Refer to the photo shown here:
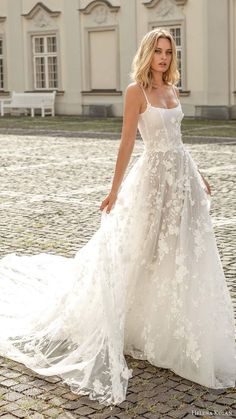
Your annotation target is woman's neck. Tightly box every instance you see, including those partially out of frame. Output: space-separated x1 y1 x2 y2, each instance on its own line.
151 71 165 88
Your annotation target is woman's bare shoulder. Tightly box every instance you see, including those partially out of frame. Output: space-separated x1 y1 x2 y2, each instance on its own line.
167 81 180 97
172 84 180 97
124 83 144 112
123 83 144 113
125 82 143 98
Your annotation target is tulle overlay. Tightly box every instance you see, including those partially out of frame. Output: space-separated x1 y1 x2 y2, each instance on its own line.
0 94 235 405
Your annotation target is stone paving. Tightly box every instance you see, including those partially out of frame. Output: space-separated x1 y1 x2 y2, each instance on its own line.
0 134 235 419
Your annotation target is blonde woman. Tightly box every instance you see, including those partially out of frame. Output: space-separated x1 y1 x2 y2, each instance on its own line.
0 28 235 407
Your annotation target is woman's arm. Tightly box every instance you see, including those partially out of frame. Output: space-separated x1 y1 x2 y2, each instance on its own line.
100 84 142 213
198 169 212 195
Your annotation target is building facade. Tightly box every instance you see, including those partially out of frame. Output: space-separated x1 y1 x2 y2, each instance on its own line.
0 0 235 119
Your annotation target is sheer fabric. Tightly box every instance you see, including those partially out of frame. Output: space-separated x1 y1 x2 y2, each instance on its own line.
0 87 235 405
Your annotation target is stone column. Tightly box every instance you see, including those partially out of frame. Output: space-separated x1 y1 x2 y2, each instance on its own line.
6 0 25 91
198 0 230 118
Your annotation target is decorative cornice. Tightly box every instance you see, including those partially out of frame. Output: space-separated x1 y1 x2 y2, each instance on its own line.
22 2 61 19
0 17 6 23
143 0 161 7
79 0 120 14
143 0 187 8
175 0 188 5
82 89 122 95
179 90 190 96
25 90 64 95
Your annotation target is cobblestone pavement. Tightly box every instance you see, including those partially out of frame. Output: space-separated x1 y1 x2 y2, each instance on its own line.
0 134 235 419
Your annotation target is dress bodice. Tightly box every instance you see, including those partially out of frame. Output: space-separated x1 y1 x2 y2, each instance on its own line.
138 87 185 153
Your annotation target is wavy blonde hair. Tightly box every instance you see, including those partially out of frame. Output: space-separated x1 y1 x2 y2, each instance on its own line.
131 28 180 88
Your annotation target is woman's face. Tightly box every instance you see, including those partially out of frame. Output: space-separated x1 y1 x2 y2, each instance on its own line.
150 37 172 74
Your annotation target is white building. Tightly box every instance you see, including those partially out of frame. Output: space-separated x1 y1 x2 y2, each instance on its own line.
0 0 235 119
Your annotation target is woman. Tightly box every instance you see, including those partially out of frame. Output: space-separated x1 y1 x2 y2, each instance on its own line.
100 31 211 213
0 28 235 406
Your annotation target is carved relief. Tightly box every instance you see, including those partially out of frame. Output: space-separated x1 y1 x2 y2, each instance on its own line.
93 5 108 24
34 11 52 28
79 1 120 27
79 1 120 15
175 0 188 5
157 1 174 17
22 3 61 20
22 3 60 30
144 0 185 21
143 0 188 7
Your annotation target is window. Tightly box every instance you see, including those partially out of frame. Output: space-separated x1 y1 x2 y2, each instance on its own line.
32 35 58 89
0 39 4 90
168 26 183 89
89 30 117 90
152 24 184 89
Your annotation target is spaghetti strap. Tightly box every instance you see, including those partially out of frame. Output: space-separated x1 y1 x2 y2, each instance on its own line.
172 84 180 103
139 85 150 105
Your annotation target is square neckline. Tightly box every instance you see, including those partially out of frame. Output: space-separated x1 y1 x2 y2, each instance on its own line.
139 101 181 116
139 84 180 114
148 102 180 111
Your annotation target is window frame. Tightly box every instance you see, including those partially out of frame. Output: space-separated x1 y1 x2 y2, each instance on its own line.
32 33 59 90
169 26 183 89
150 21 186 91
83 26 120 92
0 37 4 90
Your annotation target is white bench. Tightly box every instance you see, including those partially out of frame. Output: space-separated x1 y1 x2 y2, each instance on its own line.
0 91 56 117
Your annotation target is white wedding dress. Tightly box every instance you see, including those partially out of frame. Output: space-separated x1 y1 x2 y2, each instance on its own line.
0 86 235 406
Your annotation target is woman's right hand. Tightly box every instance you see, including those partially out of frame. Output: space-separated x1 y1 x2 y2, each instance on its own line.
200 173 212 196
99 191 118 214
203 176 212 196
198 170 212 196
